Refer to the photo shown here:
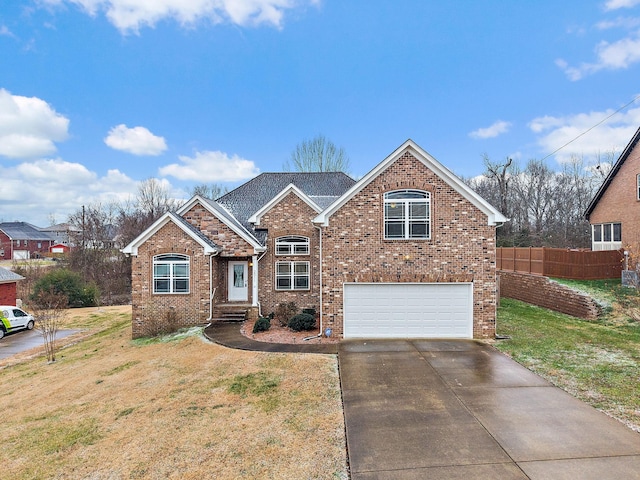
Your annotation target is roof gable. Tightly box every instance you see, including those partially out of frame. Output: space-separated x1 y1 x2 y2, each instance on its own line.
121 212 221 256
177 196 265 250
314 139 508 226
585 126 640 220
248 184 322 226
217 172 356 232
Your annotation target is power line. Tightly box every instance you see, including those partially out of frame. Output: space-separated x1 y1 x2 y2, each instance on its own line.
540 93 640 162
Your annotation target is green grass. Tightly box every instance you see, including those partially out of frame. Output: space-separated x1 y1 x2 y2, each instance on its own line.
496 296 640 429
551 277 640 314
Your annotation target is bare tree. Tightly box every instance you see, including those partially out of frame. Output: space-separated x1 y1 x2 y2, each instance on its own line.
189 183 229 200
466 154 608 248
284 134 350 173
482 155 513 217
32 288 68 363
136 178 179 219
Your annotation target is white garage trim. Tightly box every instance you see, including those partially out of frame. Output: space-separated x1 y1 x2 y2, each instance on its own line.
343 282 473 339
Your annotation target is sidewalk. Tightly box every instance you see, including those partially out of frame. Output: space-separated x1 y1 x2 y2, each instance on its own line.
203 321 338 354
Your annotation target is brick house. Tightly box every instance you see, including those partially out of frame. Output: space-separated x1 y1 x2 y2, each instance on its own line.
0 267 24 306
0 222 56 260
123 140 507 339
585 126 640 251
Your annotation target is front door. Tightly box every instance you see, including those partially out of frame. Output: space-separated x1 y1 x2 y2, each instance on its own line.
228 261 248 301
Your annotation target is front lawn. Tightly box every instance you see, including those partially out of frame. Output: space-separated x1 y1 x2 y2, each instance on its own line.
0 306 347 479
496 287 640 432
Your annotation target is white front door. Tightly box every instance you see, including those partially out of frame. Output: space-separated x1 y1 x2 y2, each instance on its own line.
228 261 248 301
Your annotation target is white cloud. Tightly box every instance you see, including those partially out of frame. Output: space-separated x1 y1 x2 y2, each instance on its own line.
44 0 319 34
0 158 140 226
159 150 260 181
596 16 640 30
605 0 640 11
529 104 640 162
469 120 512 139
0 25 16 37
0 89 69 159
104 124 167 156
557 32 640 80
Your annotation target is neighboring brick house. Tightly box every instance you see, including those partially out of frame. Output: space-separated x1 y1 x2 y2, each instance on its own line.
585 126 640 251
0 222 56 260
123 140 507 339
0 266 24 306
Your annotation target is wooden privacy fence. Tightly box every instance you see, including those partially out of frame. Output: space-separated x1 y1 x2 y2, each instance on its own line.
496 247 623 280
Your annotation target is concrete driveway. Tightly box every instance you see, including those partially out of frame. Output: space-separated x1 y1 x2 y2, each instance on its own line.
339 339 640 479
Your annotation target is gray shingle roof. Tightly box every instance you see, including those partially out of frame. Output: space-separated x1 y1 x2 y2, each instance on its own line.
216 172 356 238
0 266 24 283
0 222 56 241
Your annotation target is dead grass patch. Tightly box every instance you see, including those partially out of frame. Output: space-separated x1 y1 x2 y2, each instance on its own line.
1 307 347 479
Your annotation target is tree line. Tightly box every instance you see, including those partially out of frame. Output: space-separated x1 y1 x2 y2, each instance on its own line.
464 154 613 248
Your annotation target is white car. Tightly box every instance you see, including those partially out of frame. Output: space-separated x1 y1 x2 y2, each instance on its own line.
0 306 35 339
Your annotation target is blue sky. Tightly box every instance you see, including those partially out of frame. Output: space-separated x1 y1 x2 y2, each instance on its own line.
1 0 640 226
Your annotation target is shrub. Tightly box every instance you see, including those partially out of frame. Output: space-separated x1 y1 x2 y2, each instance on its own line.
288 313 316 332
302 307 316 316
275 302 298 327
253 317 271 333
31 269 98 308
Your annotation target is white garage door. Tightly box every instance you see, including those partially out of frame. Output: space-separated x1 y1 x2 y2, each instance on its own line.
343 283 473 339
13 250 29 260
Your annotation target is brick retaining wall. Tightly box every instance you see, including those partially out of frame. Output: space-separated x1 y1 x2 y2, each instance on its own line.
498 271 601 319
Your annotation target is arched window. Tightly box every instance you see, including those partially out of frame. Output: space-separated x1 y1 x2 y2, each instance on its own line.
153 254 190 294
275 236 310 255
384 190 430 240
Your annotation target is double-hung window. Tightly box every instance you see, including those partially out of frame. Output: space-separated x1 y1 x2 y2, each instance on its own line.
384 190 430 239
276 261 309 290
275 236 310 255
153 254 190 294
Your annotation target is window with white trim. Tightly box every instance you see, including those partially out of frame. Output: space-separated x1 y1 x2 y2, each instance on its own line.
384 190 430 239
153 254 190 294
637 174 640 200
591 223 622 251
275 261 310 290
275 236 310 255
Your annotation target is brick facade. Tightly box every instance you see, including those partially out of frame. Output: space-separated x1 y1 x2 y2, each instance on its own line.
0 283 18 306
320 152 498 338
130 222 215 338
0 231 54 260
257 192 321 316
588 130 640 250
126 141 502 340
499 272 601 319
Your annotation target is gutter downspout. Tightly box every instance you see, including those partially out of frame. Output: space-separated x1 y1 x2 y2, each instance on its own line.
206 251 220 323
314 224 323 337
254 250 268 317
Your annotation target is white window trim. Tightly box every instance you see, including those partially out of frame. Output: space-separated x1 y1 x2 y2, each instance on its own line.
591 223 622 251
275 261 310 291
275 235 310 256
153 254 190 294
384 189 431 240
637 174 640 201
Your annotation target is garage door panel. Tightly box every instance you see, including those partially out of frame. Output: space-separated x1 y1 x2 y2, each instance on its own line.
344 283 472 339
